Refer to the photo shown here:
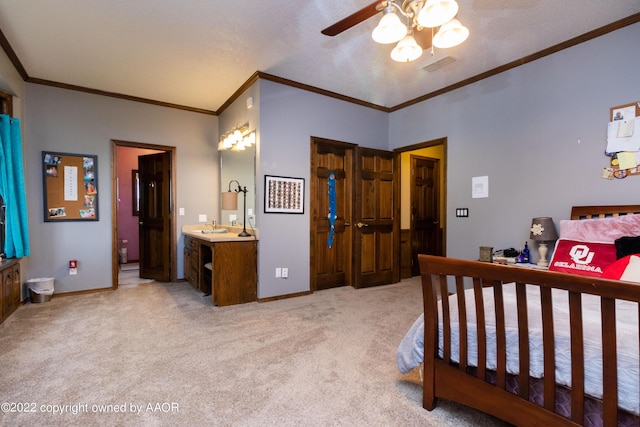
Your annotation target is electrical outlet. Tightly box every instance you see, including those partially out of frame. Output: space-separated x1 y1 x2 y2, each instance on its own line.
229 214 237 222
282 268 288 278
275 268 282 278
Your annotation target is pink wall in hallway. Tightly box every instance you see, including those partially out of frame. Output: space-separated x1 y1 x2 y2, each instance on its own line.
117 146 163 262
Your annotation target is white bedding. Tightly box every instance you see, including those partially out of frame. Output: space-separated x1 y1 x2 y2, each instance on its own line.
397 283 640 415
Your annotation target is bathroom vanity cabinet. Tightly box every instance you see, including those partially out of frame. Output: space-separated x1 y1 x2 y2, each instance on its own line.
1 258 21 324
183 232 257 307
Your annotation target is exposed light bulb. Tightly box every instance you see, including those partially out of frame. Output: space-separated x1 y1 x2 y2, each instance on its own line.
390 34 423 62
417 0 459 28
432 18 469 48
372 6 407 44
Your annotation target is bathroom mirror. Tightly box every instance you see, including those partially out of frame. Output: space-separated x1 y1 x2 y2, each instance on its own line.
220 145 256 227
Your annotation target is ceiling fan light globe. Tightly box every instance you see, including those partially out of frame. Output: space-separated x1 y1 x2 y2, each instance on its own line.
372 10 407 44
432 18 469 48
390 35 423 62
417 0 459 28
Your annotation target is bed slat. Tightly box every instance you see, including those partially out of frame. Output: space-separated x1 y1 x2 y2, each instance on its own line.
540 286 556 411
601 297 618 426
455 276 468 370
515 282 530 400
473 277 487 381
440 274 451 364
493 280 507 389
568 291 585 424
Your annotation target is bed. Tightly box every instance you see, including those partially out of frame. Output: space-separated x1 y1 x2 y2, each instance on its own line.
397 205 640 426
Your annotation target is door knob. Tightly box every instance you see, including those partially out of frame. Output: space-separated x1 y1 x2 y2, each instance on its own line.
344 222 350 226
356 222 369 229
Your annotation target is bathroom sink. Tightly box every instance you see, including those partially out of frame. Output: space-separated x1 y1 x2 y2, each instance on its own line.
201 228 227 234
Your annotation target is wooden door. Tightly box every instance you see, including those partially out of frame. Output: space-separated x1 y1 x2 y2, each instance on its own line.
138 152 171 281
353 147 398 288
310 138 354 291
411 155 441 275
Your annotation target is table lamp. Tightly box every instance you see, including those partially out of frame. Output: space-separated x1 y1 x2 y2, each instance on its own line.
222 180 251 237
529 217 558 267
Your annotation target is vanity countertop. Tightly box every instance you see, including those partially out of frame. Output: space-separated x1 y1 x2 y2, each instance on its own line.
182 224 258 242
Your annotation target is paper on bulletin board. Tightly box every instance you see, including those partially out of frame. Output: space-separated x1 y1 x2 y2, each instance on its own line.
607 119 640 153
64 165 78 201
617 152 638 170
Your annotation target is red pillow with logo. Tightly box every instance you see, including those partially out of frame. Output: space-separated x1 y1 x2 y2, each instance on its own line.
548 239 617 277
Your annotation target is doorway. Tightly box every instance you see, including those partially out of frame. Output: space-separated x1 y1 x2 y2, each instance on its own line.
111 140 177 289
396 138 447 277
310 137 399 290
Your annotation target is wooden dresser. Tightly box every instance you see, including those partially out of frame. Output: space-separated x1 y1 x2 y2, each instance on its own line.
183 234 257 307
1 258 21 324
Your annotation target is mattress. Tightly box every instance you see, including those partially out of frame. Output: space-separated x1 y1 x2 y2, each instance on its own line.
397 283 640 415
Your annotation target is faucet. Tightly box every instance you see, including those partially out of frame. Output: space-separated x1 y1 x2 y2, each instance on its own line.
205 220 216 230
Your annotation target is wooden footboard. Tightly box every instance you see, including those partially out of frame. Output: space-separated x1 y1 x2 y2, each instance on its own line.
419 254 640 426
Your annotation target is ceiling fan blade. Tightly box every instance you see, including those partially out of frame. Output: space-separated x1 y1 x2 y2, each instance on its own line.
321 1 382 36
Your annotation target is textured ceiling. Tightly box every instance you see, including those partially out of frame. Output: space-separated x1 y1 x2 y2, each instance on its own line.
0 0 638 113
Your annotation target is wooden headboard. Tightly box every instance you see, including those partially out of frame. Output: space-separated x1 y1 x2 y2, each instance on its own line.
570 205 640 220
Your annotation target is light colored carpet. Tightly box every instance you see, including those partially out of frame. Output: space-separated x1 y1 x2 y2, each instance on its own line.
0 277 509 426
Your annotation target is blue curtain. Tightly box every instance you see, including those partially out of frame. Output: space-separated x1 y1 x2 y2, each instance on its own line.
0 114 30 258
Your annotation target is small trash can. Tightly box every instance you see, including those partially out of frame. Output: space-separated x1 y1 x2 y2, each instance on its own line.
26 277 55 303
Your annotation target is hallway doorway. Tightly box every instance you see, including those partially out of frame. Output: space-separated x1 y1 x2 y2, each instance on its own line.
111 140 177 289
396 138 447 277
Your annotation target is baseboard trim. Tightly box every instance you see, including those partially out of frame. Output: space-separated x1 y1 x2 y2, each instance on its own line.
258 290 312 303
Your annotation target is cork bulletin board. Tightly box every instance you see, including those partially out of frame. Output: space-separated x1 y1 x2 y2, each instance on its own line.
42 151 98 221
604 102 640 179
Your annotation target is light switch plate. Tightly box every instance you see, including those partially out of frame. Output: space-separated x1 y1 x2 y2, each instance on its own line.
198 214 207 222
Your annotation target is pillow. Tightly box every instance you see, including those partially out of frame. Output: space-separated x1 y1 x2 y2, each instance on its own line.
614 235 640 259
559 214 640 242
548 239 617 277
602 254 640 283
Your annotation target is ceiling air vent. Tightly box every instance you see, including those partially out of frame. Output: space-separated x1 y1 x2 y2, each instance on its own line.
422 55 457 72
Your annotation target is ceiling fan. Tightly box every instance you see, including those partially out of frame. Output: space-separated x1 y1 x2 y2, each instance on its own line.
321 0 468 62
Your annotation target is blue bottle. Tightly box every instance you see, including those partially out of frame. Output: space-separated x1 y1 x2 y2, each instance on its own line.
522 242 530 263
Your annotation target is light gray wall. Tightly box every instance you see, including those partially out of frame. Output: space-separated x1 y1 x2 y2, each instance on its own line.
256 80 388 299
389 22 640 262
9 21 640 298
23 84 218 292
219 82 260 227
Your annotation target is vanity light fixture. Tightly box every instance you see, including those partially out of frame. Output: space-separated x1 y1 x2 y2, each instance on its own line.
222 180 251 237
218 122 256 151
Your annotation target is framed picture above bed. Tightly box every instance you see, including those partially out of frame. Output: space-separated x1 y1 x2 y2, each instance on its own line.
264 175 304 214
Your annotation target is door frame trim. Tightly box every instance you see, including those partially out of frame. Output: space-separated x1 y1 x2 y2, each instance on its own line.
393 137 448 262
310 136 357 292
111 140 178 289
